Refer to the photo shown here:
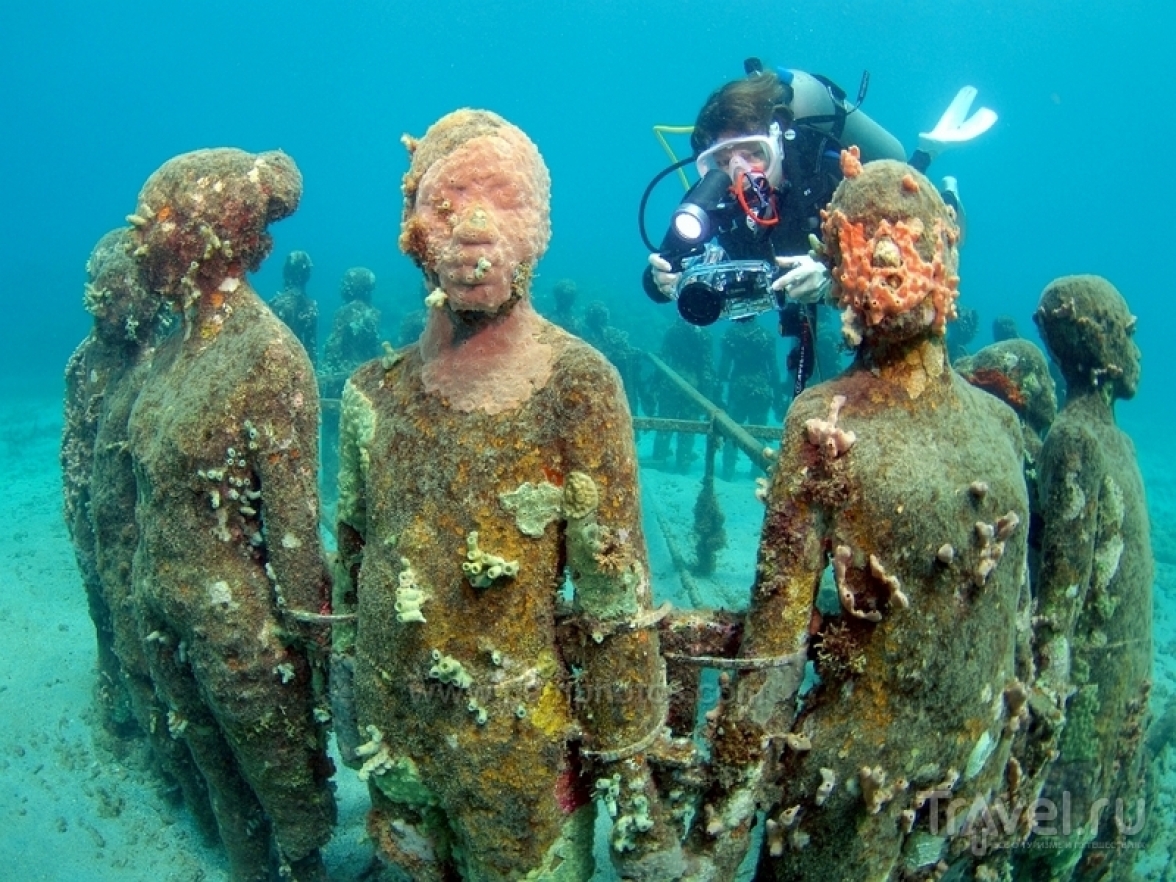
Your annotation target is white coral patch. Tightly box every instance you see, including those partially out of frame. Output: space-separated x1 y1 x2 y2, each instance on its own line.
208 580 233 608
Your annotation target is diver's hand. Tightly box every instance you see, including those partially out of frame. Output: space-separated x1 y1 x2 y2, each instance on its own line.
772 254 830 304
648 253 680 300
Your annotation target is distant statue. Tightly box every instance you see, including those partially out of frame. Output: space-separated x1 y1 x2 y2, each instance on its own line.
582 300 642 414
647 321 715 472
397 306 426 347
334 109 685 882
717 318 783 479
268 250 318 365
992 313 1020 342
125 148 336 882
320 266 382 397
946 303 979 360
549 277 584 336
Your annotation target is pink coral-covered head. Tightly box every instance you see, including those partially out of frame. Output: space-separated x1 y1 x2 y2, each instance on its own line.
130 148 302 307
821 158 960 348
399 109 551 313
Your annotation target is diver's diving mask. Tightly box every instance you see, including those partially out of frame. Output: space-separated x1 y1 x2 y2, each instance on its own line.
695 122 784 189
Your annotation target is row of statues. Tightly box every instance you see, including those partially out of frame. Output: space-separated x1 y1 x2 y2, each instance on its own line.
62 111 1153 881
268 254 386 398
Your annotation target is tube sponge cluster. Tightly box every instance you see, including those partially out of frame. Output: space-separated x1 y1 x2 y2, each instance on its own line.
820 157 960 346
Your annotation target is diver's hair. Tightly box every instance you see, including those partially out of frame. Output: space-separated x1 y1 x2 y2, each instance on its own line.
691 72 794 155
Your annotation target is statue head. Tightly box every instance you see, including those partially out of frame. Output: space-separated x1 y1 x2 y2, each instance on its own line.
130 148 302 308
339 267 377 304
282 250 313 290
1035 274 1140 400
821 156 960 349
83 228 161 347
399 109 551 315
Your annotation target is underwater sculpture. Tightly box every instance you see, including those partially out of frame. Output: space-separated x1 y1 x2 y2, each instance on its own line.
647 320 716 472
683 155 1031 880
581 300 642 415
333 108 685 881
319 265 382 398
63 228 220 836
269 249 318 366
125 148 336 882
1017 275 1152 881
548 277 585 337
62 228 165 736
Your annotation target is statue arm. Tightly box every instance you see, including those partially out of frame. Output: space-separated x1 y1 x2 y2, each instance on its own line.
251 343 331 620
560 355 688 878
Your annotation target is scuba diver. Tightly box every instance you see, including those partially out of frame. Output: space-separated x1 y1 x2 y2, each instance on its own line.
640 57 996 394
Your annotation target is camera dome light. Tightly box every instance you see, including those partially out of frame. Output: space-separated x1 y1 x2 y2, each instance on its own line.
671 204 711 245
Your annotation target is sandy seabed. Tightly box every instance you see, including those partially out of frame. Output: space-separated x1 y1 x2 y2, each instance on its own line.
1 389 1173 880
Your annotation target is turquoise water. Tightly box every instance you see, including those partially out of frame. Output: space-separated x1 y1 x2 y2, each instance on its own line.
1 0 1173 879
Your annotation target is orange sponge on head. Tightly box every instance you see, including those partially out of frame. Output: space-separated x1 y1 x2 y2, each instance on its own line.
821 156 960 347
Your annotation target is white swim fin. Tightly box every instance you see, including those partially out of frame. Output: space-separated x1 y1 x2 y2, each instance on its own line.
918 86 998 158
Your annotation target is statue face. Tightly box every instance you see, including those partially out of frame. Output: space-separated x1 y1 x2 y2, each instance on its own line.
411 136 543 313
1113 312 1142 400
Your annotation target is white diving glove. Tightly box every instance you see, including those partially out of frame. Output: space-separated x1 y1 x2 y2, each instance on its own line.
917 86 998 165
648 253 680 300
772 254 830 304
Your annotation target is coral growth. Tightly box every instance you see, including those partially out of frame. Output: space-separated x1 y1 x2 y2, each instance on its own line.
820 158 960 347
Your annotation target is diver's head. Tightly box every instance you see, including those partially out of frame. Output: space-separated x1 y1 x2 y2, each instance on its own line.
691 70 793 156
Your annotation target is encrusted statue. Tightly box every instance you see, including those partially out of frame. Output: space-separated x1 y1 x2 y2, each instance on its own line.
333 109 686 881
125 148 336 882
268 250 318 366
1017 275 1152 880
688 154 1030 880
319 266 382 397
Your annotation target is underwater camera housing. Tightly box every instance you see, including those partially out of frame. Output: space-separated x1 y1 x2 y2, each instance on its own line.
675 245 780 326
644 168 785 326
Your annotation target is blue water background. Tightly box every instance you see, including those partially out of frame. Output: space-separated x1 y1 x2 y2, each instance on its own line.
1 0 1170 435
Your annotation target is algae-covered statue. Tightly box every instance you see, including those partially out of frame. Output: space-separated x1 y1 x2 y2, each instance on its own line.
956 338 1058 582
63 228 166 736
269 249 318 367
63 228 220 836
333 109 685 881
688 153 1031 880
319 266 382 398
1018 275 1152 880
125 148 336 882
